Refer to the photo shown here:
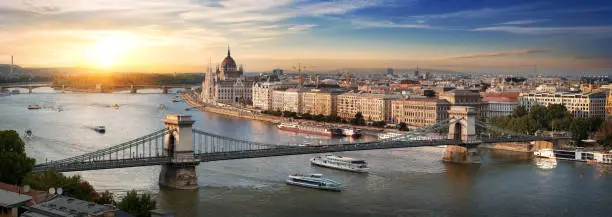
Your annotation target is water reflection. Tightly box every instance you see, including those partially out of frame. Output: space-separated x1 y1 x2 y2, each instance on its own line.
534 158 558 170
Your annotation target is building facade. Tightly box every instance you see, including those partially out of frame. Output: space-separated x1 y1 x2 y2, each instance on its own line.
301 89 341 116
390 98 450 128
272 89 302 113
483 96 519 118
337 93 401 122
201 47 254 105
518 92 607 118
252 81 294 110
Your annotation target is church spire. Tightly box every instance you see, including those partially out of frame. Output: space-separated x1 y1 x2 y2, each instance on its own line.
227 44 231 57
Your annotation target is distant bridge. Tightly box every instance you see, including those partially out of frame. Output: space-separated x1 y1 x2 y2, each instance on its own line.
33 106 552 190
0 82 194 94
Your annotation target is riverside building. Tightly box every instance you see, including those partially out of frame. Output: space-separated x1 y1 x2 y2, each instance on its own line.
518 91 607 118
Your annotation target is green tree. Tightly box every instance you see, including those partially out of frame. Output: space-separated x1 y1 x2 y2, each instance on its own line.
546 104 569 121
352 112 365 125
599 135 612 149
569 118 590 144
118 190 157 217
398 122 409 131
512 105 528 117
24 171 99 202
95 190 115 205
528 105 548 130
0 130 36 185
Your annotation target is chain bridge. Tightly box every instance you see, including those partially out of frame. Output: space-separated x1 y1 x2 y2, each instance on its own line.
32 106 553 189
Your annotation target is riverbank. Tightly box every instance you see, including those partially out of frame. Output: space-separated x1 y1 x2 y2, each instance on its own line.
180 93 396 137
480 142 534 153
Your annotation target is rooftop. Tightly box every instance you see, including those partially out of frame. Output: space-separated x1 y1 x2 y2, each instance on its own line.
0 182 48 206
24 195 119 217
483 96 518 103
0 189 31 208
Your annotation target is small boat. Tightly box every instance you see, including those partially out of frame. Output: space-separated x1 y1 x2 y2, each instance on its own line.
171 97 180 103
57 107 63 112
11 89 20 94
184 107 191 111
159 104 167 109
94 126 106 133
343 128 362 138
25 129 32 137
27 105 41 110
310 154 369 173
285 174 342 191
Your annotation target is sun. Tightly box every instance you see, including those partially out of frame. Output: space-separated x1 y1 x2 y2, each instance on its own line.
89 36 128 68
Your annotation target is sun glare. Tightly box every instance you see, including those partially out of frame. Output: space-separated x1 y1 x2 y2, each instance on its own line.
88 36 129 68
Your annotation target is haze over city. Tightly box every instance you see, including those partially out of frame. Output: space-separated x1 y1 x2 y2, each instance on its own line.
1 0 611 73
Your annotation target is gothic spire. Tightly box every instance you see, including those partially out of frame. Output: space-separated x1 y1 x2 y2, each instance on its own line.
227 44 231 57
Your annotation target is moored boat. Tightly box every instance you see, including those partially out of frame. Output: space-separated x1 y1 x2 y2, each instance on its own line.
310 154 369 173
94 126 106 133
111 104 120 109
277 122 343 137
285 173 342 191
342 128 361 138
27 104 41 110
534 148 612 164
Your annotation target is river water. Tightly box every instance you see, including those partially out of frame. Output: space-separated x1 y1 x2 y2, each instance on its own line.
1 89 611 217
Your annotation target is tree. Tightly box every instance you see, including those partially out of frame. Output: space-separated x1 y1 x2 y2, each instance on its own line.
528 105 548 130
546 104 569 121
352 112 365 126
398 122 409 131
569 118 590 144
118 190 157 217
0 130 36 185
512 105 528 117
95 190 115 205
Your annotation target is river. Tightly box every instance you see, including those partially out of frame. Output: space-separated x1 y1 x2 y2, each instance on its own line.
1 89 611 217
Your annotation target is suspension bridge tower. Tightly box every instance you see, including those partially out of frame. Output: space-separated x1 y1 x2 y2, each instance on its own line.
443 106 481 163
160 114 200 189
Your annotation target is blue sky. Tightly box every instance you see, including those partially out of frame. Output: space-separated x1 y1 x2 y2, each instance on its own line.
0 0 611 73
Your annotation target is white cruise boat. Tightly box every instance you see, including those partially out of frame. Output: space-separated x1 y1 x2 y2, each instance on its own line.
94 126 106 133
285 173 342 191
310 154 369 173
343 128 362 138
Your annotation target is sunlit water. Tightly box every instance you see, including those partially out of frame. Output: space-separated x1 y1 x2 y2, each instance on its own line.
1 88 611 217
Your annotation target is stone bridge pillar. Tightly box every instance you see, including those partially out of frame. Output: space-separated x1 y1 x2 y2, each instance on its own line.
130 85 137 94
28 87 33 94
159 114 199 190
95 84 104 93
444 106 481 164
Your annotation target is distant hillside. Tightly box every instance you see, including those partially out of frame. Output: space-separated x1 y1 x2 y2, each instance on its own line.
0 64 25 75
327 68 458 74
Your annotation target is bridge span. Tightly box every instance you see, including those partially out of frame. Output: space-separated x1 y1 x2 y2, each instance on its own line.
33 106 552 189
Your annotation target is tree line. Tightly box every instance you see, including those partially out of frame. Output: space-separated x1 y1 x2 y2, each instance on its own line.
0 130 156 217
490 104 604 144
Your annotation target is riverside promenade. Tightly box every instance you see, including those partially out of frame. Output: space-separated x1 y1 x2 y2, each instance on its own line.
180 93 393 136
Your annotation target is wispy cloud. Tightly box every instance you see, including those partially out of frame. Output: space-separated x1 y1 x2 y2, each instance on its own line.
351 19 429 29
409 3 543 20
497 19 550 25
288 24 318 32
441 49 548 59
472 26 612 34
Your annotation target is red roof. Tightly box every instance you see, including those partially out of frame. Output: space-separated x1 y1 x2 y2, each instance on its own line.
0 182 49 206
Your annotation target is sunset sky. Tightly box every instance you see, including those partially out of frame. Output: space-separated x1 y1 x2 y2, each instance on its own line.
1 0 611 73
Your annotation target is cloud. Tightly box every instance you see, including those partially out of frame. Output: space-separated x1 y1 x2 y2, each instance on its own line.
288 24 318 31
351 20 429 29
409 3 543 20
472 26 612 34
497 19 550 25
441 49 548 59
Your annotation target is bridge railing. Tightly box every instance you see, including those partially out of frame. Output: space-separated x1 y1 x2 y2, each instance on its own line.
38 129 169 166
